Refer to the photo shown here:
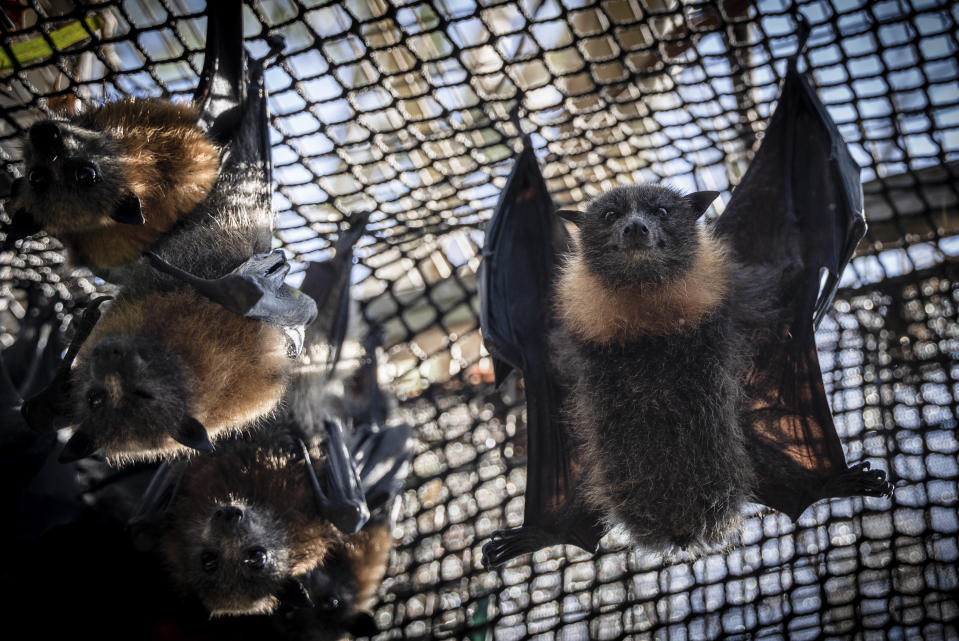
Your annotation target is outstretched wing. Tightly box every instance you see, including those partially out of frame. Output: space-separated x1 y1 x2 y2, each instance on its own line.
714 61 890 519
479 138 604 567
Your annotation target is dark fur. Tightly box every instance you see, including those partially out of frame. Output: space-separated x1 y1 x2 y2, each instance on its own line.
159 383 341 617
8 99 220 273
553 184 779 553
272 518 391 640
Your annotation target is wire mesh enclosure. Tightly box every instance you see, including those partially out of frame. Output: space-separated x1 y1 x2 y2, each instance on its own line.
1 0 957 639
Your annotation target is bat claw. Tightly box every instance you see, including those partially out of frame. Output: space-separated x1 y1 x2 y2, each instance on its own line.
820 462 894 500
482 527 551 568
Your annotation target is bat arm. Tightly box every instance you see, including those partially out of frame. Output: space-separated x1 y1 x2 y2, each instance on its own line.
299 423 371 534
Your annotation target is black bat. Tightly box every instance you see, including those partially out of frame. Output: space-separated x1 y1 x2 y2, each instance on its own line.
299 212 370 378
17 1 317 464
479 28 891 566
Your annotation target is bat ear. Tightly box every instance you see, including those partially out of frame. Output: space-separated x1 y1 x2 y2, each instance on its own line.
171 416 213 453
2 208 42 245
59 430 97 463
555 209 585 227
685 191 720 219
276 578 313 609
110 193 145 225
347 611 379 637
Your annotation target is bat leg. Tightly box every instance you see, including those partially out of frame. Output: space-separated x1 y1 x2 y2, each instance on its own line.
819 461 894 499
482 526 555 568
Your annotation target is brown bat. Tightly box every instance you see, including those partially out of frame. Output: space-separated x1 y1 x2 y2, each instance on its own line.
5 99 220 274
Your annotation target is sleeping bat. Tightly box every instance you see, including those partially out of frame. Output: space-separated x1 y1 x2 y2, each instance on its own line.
129 361 412 619
17 1 317 463
0 1 254 278
2 98 221 274
479 44 892 566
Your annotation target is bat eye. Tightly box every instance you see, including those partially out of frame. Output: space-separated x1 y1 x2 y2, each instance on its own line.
603 210 618 223
245 548 267 569
655 207 668 217
73 163 99 187
28 167 51 190
321 595 340 610
201 550 218 573
87 388 106 409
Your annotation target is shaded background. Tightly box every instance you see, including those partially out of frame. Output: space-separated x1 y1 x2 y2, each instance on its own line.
0 0 956 638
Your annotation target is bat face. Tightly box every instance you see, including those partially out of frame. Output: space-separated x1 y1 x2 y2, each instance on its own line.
577 185 708 286
13 119 140 234
71 333 196 461
180 500 294 617
273 565 377 641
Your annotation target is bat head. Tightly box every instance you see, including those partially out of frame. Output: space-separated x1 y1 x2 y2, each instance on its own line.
559 185 719 287
68 333 208 462
272 552 379 641
180 500 298 617
12 118 143 234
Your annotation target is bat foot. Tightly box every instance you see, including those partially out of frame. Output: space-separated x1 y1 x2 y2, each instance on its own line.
482 527 552 569
821 461 894 499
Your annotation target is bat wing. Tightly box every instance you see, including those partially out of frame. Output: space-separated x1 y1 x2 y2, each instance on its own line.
479 138 604 567
193 0 246 140
300 212 370 375
714 58 891 519
145 249 318 357
349 421 412 516
20 296 112 434
1 287 62 399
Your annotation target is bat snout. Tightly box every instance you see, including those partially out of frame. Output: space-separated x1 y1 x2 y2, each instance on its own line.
619 217 654 249
29 121 63 159
214 505 245 524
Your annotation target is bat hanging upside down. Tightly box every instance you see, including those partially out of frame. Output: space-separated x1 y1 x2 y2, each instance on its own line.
4 99 221 273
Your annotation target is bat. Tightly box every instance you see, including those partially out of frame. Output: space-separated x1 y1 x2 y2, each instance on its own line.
129 363 412 619
270 508 394 640
479 32 892 566
2 97 220 275
299 212 370 377
17 1 317 464
0 2 257 278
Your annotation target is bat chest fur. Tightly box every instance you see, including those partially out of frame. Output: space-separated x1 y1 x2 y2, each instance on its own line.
562 309 756 549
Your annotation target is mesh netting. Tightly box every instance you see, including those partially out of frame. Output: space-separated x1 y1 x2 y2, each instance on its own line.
1 0 957 639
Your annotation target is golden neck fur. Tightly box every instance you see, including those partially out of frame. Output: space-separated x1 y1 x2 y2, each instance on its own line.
557 228 732 344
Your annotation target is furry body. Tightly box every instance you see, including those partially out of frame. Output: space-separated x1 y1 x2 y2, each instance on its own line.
9 99 219 271
160 417 340 617
70 288 290 463
553 185 768 552
158 368 397 620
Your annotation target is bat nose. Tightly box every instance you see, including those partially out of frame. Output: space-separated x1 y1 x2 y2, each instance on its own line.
622 221 649 237
214 505 244 523
29 121 62 158
86 388 107 410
